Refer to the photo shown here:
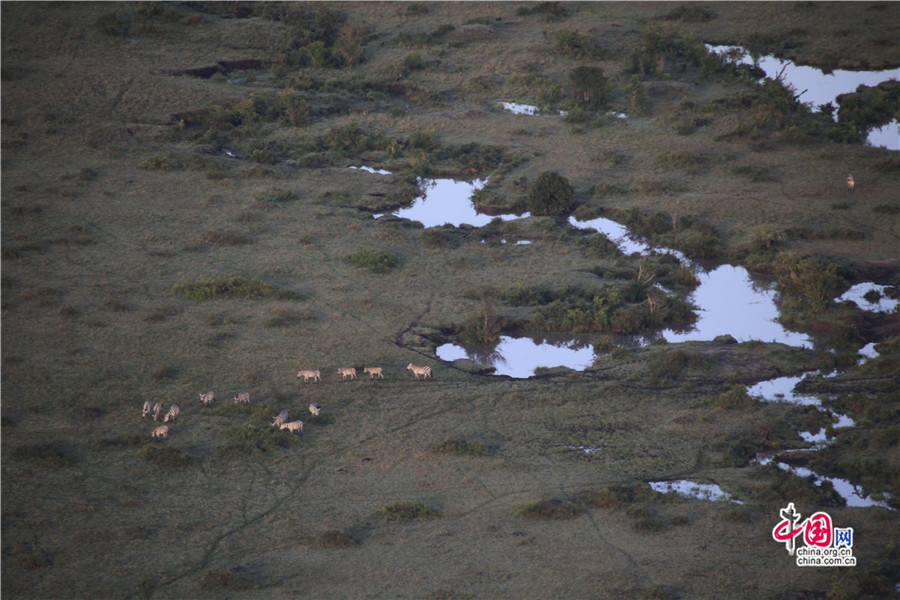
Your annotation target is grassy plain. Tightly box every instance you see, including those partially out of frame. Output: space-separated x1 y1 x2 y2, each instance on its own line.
2 2 899 599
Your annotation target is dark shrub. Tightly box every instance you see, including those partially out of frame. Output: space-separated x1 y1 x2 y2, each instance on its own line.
431 439 490 456
315 530 357 548
344 248 400 273
526 171 576 216
172 277 276 300
10 443 73 468
369 502 439 521
568 66 609 107
512 499 582 520
137 445 193 469
199 569 260 591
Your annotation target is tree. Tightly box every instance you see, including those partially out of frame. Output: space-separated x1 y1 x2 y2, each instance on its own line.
526 171 576 216
568 66 609 107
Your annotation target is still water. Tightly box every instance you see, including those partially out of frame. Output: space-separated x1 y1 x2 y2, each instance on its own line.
405 193 815 377
707 45 899 151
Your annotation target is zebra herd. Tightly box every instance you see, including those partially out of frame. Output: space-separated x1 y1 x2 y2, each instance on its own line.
144 363 433 440
297 364 431 382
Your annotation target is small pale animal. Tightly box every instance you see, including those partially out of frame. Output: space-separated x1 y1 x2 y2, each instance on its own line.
297 369 321 383
272 410 289 428
164 404 180 423
151 425 169 439
142 400 152 419
280 420 304 434
199 391 215 406
309 403 321 416
364 366 384 379
152 402 163 422
846 174 855 190
233 392 251 404
407 363 432 380
337 367 357 380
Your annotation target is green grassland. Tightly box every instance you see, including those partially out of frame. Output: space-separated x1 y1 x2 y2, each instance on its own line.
2 2 899 599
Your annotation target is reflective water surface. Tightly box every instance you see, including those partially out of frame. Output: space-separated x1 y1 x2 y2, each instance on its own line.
707 45 899 151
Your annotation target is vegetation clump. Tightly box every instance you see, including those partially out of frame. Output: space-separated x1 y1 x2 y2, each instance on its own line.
526 171 576 216
172 277 277 300
512 499 582 520
218 423 300 457
137 445 193 469
568 65 609 106
344 248 400 273
369 502 439 522
314 529 357 548
10 443 73 468
431 439 490 457
199 569 261 591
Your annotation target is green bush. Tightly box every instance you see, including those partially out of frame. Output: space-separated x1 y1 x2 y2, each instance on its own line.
138 153 181 171
554 30 603 60
219 423 300 456
526 171 576 216
10 443 73 468
772 253 844 319
578 483 667 508
137 445 193 469
199 569 260 591
315 529 357 548
512 499 582 520
344 248 400 273
568 66 609 107
369 502 439 522
431 439 490 456
172 277 276 300
95 11 132 37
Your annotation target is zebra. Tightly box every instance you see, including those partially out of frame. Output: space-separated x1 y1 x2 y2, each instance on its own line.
151 425 169 439
199 391 215 406
846 174 855 191
407 363 432 380
337 367 357 380
280 420 304 433
164 404 180 423
309 403 321 417
142 400 152 419
297 369 321 383
152 402 163 422
272 410 289 428
364 366 384 379
233 391 251 404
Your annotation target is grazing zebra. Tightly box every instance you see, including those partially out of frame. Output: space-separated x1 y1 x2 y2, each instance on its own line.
151 425 169 439
280 420 304 433
164 404 180 423
142 400 152 419
233 391 251 404
846 174 855 190
407 363 432 380
272 410 289 428
199 391 215 406
297 369 321 383
337 367 357 380
364 366 384 379
152 402 163 422
309 403 321 416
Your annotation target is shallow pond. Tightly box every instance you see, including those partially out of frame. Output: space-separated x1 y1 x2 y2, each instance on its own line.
370 173 891 377
436 212 812 377
648 480 743 504
749 365 893 510
391 178 526 228
837 282 899 313
707 45 899 151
